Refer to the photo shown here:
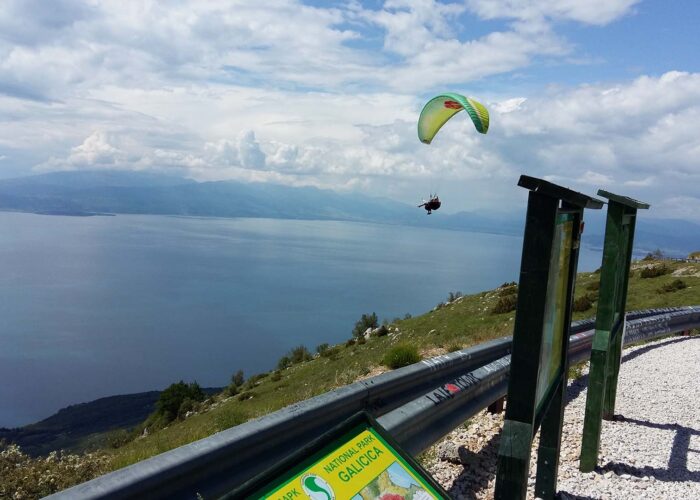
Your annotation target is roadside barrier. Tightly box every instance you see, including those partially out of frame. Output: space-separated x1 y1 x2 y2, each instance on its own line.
48 306 699 499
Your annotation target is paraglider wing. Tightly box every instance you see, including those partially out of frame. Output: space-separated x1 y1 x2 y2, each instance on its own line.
417 93 489 144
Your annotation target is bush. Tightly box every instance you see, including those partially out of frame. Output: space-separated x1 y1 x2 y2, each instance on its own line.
0 444 111 498
230 370 245 387
640 264 671 279
498 284 518 297
447 344 462 353
316 343 330 355
352 312 378 338
270 370 282 382
356 336 366 345
658 279 687 293
492 294 517 314
374 325 389 337
586 290 599 302
155 381 205 424
289 345 312 364
572 295 593 312
277 355 291 370
403 313 412 320
236 391 254 401
345 338 356 347
447 291 463 302
226 383 239 397
321 346 341 359
382 344 421 369
278 345 312 369
586 281 600 291
500 281 517 288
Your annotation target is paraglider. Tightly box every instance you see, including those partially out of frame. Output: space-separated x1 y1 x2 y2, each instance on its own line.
417 93 489 144
415 93 490 213
418 194 441 214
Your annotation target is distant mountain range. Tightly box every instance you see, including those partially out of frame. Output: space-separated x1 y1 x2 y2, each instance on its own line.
0 170 698 256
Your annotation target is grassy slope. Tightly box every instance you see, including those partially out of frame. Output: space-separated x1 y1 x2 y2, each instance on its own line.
106 258 700 470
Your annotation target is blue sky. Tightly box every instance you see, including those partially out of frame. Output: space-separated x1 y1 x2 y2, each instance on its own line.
0 0 699 220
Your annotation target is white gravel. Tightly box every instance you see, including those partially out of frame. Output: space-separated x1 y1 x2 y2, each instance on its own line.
425 335 700 499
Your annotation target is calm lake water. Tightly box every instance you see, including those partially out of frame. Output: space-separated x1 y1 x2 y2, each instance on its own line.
0 212 603 427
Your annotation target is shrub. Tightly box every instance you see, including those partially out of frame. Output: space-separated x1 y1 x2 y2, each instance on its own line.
316 343 330 355
447 344 462 353
289 345 312 364
278 345 312 370
572 295 593 312
374 325 389 337
585 290 599 302
155 381 205 424
382 344 421 369
0 444 111 498
352 312 378 338
356 336 366 345
498 284 518 297
403 313 412 320
345 338 356 347
321 346 341 359
177 397 199 419
270 370 282 382
492 294 517 314
586 281 600 291
500 281 517 288
640 264 671 279
447 291 463 302
230 370 245 387
236 391 254 401
277 355 291 370
658 279 687 293
226 383 239 397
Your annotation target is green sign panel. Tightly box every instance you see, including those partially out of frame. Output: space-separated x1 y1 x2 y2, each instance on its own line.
535 213 574 414
230 413 448 500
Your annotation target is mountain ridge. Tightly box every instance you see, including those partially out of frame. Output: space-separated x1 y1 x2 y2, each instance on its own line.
0 170 698 255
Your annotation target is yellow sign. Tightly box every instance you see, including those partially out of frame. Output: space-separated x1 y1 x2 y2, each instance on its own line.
262 429 441 500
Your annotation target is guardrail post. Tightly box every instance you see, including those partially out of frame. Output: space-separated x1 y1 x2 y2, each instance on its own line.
495 176 602 500
488 396 505 414
579 191 649 472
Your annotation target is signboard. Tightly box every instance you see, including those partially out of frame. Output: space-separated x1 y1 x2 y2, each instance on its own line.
535 212 574 413
229 412 448 500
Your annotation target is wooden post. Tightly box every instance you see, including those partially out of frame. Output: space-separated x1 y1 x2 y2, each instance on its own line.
495 176 602 499
579 192 649 472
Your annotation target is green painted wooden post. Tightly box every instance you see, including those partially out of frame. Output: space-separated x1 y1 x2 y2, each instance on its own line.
579 191 649 472
495 176 602 500
535 201 583 499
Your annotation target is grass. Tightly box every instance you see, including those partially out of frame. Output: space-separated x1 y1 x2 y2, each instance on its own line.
13 258 700 490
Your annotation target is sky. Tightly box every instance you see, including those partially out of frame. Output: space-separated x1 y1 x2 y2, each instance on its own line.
0 0 699 220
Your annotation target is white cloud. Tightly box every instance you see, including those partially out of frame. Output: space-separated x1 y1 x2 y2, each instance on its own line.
466 0 640 26
1 2 698 221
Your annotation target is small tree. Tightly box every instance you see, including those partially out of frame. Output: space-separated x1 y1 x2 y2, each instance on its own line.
352 312 378 338
156 381 205 424
230 370 245 387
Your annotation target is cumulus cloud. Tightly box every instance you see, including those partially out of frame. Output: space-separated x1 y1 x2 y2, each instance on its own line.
1 1 698 221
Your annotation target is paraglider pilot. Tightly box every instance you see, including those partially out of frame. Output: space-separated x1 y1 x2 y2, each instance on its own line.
419 194 441 214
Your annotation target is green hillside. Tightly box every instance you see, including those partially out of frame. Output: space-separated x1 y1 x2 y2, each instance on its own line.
3 257 699 497
108 257 700 469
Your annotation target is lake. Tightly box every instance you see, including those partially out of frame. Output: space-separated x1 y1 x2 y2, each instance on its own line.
0 212 603 427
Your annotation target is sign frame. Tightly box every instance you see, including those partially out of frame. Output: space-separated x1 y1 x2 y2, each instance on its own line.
224 411 450 499
579 190 649 472
494 175 603 500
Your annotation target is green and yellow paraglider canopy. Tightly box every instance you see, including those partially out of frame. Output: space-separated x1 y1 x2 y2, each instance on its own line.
417 93 489 144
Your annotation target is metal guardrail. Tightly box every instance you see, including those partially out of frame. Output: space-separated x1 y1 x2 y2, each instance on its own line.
48 306 699 499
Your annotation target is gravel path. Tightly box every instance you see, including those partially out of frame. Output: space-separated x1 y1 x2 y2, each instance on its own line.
425 335 700 499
